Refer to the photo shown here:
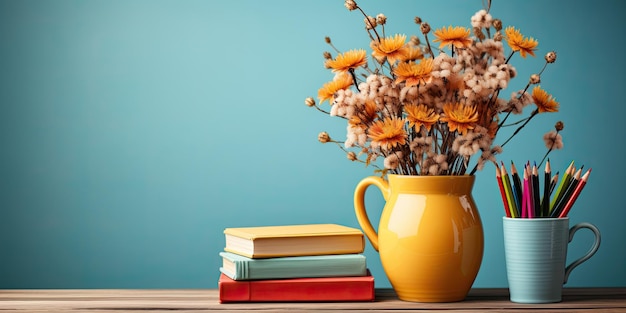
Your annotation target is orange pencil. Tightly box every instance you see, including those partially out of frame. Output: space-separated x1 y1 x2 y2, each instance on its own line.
549 172 559 195
559 168 591 218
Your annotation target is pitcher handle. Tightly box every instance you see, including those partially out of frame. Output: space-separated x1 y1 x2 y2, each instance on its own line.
353 176 390 251
564 222 601 284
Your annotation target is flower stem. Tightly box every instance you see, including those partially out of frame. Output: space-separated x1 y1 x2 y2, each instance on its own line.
349 68 361 93
499 109 538 148
537 129 559 167
356 6 381 42
537 148 552 168
424 33 435 59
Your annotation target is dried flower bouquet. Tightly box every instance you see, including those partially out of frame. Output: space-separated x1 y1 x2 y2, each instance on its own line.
305 0 564 176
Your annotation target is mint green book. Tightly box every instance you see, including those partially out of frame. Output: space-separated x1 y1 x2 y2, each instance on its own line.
219 252 367 280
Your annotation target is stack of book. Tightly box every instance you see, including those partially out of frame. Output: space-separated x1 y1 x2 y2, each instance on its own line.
217 223 375 303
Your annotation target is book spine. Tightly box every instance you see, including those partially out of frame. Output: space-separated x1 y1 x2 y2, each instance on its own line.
226 255 367 280
218 274 375 303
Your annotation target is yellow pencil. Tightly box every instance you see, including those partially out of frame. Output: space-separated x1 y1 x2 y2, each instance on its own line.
501 162 518 218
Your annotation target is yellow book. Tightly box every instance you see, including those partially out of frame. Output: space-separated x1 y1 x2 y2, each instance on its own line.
223 224 365 258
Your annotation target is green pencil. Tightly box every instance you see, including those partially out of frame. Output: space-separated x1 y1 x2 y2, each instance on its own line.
549 160 574 214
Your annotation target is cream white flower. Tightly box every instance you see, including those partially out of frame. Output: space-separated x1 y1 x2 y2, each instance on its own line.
470 9 492 29
384 152 402 169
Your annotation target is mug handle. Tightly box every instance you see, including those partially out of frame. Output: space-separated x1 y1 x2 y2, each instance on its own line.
353 176 390 251
564 222 601 284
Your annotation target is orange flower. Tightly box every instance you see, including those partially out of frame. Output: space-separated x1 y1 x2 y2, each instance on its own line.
392 58 433 86
433 26 473 49
440 103 479 135
399 46 424 62
325 49 367 73
370 34 409 64
504 26 538 58
350 100 378 127
532 86 559 113
404 104 439 131
317 73 353 104
367 116 407 151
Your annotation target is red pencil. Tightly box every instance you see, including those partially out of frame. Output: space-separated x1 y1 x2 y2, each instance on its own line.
558 168 592 218
496 163 511 218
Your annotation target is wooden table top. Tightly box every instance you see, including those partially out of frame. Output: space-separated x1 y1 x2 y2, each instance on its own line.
1 288 625 312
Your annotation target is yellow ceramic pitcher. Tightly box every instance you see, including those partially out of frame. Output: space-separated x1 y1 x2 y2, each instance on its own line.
354 174 484 302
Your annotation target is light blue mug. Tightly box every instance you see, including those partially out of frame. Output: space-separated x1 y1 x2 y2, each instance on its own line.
502 217 601 303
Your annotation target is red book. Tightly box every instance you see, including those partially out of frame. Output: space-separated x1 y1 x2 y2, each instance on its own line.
218 271 375 303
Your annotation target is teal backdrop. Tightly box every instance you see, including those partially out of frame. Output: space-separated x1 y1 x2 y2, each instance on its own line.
1 0 625 288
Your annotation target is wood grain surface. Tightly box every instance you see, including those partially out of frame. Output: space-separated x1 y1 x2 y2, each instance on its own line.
1 288 625 312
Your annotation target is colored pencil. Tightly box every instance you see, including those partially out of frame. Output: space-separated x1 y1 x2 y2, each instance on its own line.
521 166 528 218
549 172 559 195
551 168 582 218
510 161 523 212
531 163 540 217
495 163 511 218
526 164 535 218
550 160 574 214
559 168 591 218
501 162 518 218
540 159 551 217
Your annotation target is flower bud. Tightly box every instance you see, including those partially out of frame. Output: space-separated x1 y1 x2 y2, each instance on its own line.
474 27 485 40
493 31 503 41
318 132 331 143
555 121 564 131
492 19 502 31
420 22 431 34
376 14 387 25
344 0 357 11
323 51 332 60
529 74 541 84
305 97 316 107
545 51 557 63
347 151 357 161
414 16 422 24
325 36 331 44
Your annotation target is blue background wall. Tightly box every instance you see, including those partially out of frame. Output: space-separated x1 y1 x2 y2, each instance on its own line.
1 0 625 288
